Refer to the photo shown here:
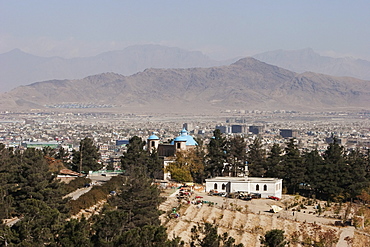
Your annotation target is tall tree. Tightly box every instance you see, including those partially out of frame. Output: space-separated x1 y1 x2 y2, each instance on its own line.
346 149 369 198
55 146 69 165
247 137 266 177
206 129 226 177
121 136 148 175
193 137 206 183
322 138 351 199
265 143 283 178
72 137 102 173
225 136 247 177
147 149 164 179
281 139 304 194
302 149 325 197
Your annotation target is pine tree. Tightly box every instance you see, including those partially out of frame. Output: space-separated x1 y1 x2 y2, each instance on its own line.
225 136 247 177
121 136 148 175
247 137 266 177
265 143 283 178
281 139 304 194
206 129 226 177
72 137 102 173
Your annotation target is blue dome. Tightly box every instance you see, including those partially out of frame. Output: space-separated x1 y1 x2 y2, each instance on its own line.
171 128 198 146
174 136 187 142
148 134 159 140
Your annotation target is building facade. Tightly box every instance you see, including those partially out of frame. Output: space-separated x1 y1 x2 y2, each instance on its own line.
205 176 283 199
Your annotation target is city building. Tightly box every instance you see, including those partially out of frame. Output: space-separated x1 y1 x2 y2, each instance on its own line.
280 129 298 138
249 125 264 135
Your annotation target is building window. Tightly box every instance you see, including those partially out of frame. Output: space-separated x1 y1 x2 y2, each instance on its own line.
151 141 155 147
177 143 181 149
214 183 218 190
264 184 267 191
256 184 259 191
222 184 226 190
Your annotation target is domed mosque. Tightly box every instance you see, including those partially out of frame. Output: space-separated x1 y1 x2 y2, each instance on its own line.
147 128 197 157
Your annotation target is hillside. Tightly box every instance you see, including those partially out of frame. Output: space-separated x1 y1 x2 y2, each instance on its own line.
253 48 370 80
0 45 232 92
1 57 369 114
159 191 357 246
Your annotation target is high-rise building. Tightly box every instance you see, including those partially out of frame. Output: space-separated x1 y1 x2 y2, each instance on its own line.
279 129 298 138
249 125 264 135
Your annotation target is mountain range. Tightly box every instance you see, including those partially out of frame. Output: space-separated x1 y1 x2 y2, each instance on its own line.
0 45 235 93
253 48 370 80
1 57 369 114
3 45 370 94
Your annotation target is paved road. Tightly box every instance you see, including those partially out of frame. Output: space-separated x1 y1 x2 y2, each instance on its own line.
64 173 114 200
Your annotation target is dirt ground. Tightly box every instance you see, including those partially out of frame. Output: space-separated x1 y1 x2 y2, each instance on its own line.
159 189 358 247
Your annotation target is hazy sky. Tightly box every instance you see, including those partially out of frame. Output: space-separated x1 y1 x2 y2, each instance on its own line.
1 0 369 60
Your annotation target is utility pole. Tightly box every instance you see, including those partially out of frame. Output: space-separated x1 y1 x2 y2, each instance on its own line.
79 140 83 175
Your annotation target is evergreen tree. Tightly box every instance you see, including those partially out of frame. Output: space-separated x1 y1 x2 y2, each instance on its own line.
225 136 247 177
11 199 62 246
322 138 351 199
110 172 163 229
190 223 243 247
260 229 289 247
206 129 226 177
147 149 164 179
57 218 92 246
346 149 369 198
247 137 266 177
302 149 325 197
55 146 69 165
193 137 206 183
121 136 148 175
72 137 102 173
281 139 305 194
265 143 283 178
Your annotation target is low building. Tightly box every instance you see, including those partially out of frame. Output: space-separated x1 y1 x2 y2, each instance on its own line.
205 176 283 199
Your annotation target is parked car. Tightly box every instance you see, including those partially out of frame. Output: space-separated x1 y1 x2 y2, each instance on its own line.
251 193 261 199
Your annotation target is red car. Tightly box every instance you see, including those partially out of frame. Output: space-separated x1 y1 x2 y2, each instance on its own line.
268 196 280 201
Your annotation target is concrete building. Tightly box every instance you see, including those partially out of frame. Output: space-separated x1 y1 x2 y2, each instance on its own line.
216 125 230 134
231 125 246 133
280 129 298 138
249 125 264 135
205 176 283 199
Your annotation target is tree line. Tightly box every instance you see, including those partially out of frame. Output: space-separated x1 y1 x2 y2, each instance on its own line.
0 137 247 246
169 129 370 201
1 130 369 245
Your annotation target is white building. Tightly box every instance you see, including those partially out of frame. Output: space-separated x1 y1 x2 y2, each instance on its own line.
205 176 283 199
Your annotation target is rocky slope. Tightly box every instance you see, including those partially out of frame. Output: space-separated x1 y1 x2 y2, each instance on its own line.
0 45 232 92
1 57 369 114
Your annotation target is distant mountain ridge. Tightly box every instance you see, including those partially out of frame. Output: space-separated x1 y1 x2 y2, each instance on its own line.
253 48 370 80
1 57 369 114
0 45 234 92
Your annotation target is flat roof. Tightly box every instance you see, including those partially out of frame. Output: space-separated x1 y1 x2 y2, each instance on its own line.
205 177 282 182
